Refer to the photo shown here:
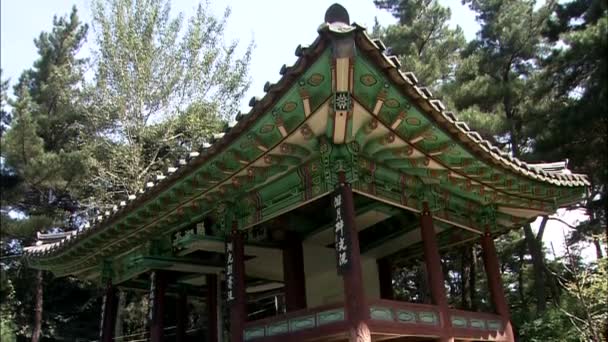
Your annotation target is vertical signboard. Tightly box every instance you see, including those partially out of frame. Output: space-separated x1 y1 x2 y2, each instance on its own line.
225 240 235 304
333 184 352 274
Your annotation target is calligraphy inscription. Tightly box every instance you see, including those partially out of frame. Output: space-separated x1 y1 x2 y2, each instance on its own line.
333 185 352 274
148 271 156 322
225 240 235 304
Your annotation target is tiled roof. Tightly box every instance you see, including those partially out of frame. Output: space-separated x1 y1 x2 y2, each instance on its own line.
23 7 588 260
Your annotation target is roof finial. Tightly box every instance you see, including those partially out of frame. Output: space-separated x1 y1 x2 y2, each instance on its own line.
325 3 349 24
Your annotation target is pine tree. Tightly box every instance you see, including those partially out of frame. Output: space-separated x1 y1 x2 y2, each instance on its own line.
17 6 89 153
1 82 57 342
446 0 558 316
13 5 94 211
373 0 466 88
532 0 607 257
1 7 99 340
0 69 10 136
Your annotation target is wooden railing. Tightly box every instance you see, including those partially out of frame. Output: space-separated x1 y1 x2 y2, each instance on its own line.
243 299 508 341
243 302 346 341
449 308 505 331
368 299 508 340
367 299 441 326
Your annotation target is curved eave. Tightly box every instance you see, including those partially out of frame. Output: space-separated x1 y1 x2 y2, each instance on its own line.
24 38 330 263
353 30 588 188
25 21 588 270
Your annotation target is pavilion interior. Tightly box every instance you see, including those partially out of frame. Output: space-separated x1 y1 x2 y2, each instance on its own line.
166 192 481 319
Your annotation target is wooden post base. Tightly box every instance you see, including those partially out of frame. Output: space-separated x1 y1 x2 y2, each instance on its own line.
349 321 371 342
504 321 516 342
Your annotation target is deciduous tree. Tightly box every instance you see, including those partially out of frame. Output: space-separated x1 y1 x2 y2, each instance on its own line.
87 0 252 205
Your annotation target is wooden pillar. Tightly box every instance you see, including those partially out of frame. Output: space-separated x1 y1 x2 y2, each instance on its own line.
149 270 167 342
336 173 371 342
420 201 454 342
176 290 187 342
377 258 393 300
481 230 515 341
229 227 246 342
282 232 307 312
100 281 118 342
207 273 219 342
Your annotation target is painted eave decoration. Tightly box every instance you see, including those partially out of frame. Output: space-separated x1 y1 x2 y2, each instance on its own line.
24 3 588 275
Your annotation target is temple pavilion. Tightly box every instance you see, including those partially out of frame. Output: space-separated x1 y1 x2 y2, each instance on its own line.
24 4 589 342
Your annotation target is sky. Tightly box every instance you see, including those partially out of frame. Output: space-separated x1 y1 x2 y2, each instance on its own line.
0 0 480 100
0 0 599 260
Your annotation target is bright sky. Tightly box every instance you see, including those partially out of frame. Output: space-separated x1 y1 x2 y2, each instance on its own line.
0 0 598 260
0 0 480 102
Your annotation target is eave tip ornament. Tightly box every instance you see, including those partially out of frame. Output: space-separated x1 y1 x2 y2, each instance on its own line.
325 3 350 25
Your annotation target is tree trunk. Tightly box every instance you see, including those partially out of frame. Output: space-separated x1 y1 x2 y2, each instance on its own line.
593 237 604 259
31 270 43 342
469 246 477 311
460 247 470 309
517 247 527 316
523 224 547 314
545 265 561 305
114 290 126 339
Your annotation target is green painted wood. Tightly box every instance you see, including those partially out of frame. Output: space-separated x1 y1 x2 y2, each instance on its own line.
470 318 486 329
418 311 439 325
28 29 585 282
289 315 316 331
316 308 345 326
395 310 417 324
487 319 503 330
244 327 265 340
369 306 394 321
266 321 289 336
451 316 468 328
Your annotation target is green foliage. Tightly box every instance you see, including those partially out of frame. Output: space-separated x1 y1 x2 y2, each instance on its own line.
379 2 606 341
450 0 555 156
2 1 253 339
373 0 466 88
0 317 17 342
519 308 580 342
518 259 608 342
0 263 17 342
0 1 605 341
0 69 10 136
85 0 252 204
0 6 101 341
1 84 90 202
17 6 90 153
529 2 607 315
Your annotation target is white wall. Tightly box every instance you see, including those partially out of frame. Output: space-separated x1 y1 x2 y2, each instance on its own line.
302 242 380 308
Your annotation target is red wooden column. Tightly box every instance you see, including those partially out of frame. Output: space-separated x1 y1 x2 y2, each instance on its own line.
377 258 393 300
282 232 307 311
206 273 219 342
100 281 118 342
337 173 371 342
481 230 515 342
420 201 454 342
149 271 168 342
229 228 247 342
175 290 187 342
